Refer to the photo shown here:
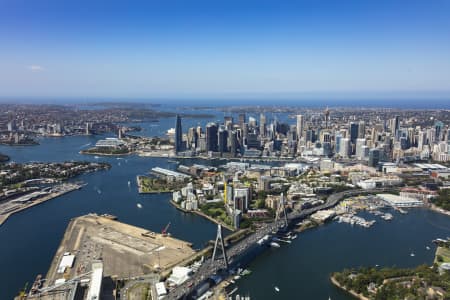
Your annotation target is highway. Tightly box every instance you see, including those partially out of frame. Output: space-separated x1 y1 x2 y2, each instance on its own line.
166 188 393 299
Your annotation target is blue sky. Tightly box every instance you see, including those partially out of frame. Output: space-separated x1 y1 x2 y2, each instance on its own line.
0 0 449 101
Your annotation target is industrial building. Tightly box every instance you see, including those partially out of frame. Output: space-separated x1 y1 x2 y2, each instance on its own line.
377 193 423 207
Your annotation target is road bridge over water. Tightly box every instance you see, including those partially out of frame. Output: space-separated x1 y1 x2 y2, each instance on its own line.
166 188 394 299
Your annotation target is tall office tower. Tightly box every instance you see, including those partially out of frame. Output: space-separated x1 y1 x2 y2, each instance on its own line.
322 142 332 156
188 127 198 149
324 107 330 128
306 129 316 143
238 113 246 128
349 122 359 144
296 114 304 140
259 113 266 137
335 134 342 155
400 136 408 150
224 116 233 130
206 122 218 152
229 130 238 157
242 123 249 144
339 138 351 157
392 115 400 138
321 131 331 143
287 125 297 143
417 130 427 150
407 127 415 147
246 133 260 149
175 114 183 153
355 138 366 159
427 128 436 145
196 126 202 139
85 122 90 135
248 116 257 128
370 128 377 143
218 126 228 154
368 148 381 167
358 121 365 138
435 120 444 141
7 120 16 132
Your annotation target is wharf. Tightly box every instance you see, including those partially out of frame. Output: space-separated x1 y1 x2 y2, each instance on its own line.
0 183 82 227
43 214 196 288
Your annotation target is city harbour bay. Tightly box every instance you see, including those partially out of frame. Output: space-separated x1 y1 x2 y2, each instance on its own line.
0 116 449 300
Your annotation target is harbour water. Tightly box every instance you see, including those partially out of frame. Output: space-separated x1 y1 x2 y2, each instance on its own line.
0 136 217 299
0 115 449 299
235 209 450 299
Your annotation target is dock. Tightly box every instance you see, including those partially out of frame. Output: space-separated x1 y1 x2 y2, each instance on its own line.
0 183 83 227
45 214 195 285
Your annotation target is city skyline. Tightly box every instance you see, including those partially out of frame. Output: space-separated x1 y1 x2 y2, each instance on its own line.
1 0 450 100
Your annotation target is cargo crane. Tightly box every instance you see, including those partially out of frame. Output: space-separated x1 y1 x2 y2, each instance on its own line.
161 222 171 236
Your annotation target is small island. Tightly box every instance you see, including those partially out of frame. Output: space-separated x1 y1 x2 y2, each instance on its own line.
331 239 450 299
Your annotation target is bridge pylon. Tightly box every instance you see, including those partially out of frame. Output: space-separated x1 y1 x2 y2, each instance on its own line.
275 193 288 228
211 224 229 269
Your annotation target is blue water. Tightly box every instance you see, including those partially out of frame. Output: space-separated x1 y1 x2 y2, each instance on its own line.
3 98 450 109
0 136 218 299
236 209 450 299
0 115 449 299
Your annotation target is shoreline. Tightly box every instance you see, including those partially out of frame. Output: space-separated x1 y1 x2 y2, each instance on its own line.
169 199 235 231
0 184 83 227
79 150 133 156
330 275 370 300
429 204 450 217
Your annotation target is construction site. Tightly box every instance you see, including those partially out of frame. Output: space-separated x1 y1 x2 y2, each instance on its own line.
18 213 196 300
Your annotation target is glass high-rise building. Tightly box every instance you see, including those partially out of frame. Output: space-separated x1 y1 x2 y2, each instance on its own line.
175 114 183 153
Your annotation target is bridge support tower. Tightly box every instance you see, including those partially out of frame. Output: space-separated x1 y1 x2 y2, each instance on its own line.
211 224 229 269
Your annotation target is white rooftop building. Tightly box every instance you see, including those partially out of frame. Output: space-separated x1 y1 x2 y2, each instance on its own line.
167 266 192 286
377 193 423 207
86 260 103 300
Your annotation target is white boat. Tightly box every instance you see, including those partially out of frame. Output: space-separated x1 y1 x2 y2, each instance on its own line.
137 203 143 208
128 181 131 187
94 156 99 159
270 242 280 248
410 252 415 257
426 246 430 250
274 286 280 292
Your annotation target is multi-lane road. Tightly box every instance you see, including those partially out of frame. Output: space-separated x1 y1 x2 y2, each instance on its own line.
166 188 393 299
